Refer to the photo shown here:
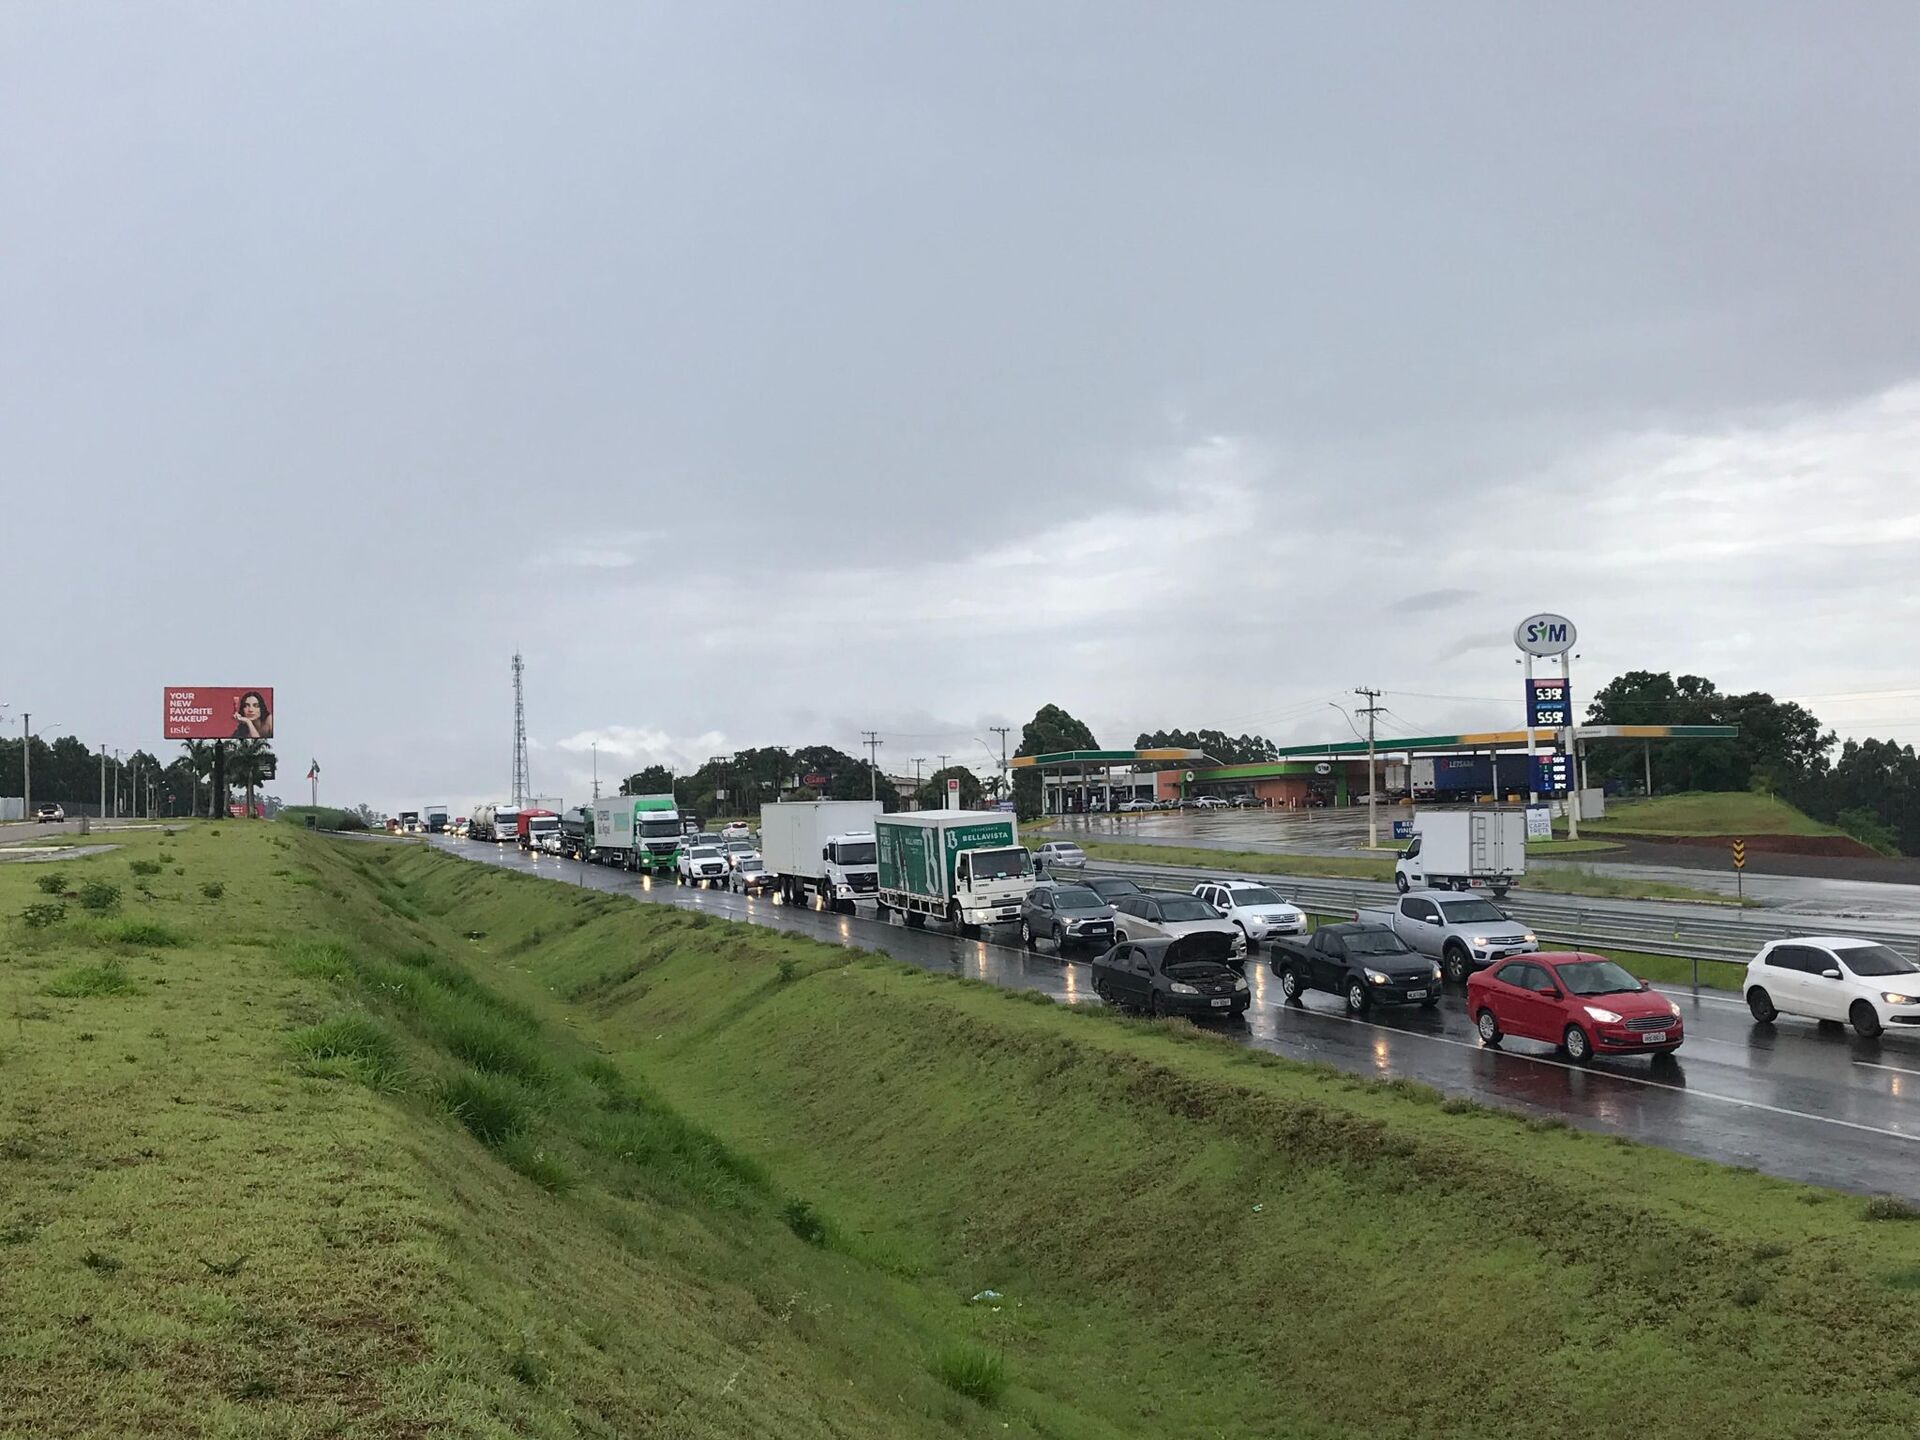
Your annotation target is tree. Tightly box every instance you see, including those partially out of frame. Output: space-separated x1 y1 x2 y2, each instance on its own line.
226 741 277 818
1134 729 1279 766
915 766 984 812
1584 671 1832 795
1801 738 1920 856
1013 704 1098 820
619 765 677 797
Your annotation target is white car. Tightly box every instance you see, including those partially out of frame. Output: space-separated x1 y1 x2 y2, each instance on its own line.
1190 796 1228 810
1744 936 1920 1039
1110 891 1244 955
723 839 759 870
678 844 731 887
721 822 751 840
730 856 776 895
1035 841 1086 871
1191 881 1307 951
35 803 66 823
1118 799 1156 813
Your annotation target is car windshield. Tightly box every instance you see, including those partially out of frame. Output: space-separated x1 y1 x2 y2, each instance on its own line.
1229 887 1283 907
1157 898 1215 922
1437 899 1507 924
971 847 1029 880
1052 887 1101 909
1553 959 1643 996
529 817 558 830
639 819 680 838
836 841 877 866
1342 930 1414 957
1837 944 1920 977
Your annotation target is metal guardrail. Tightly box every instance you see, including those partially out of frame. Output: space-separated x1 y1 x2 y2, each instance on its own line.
1075 860 1920 990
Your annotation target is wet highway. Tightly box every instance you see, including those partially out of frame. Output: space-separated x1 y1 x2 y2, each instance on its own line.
431 836 1920 1199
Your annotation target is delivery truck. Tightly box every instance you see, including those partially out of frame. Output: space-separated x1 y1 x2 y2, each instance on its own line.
516 809 560 850
423 804 450 834
759 800 884 910
1394 809 1527 896
873 810 1031 933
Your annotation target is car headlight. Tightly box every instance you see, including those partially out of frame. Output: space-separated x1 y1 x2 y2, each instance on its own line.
1168 982 1200 996
1233 977 1248 992
1365 969 1389 985
1584 1006 1623 1024
1470 936 1489 947
1882 992 1915 1005
1667 1000 1682 1018
1522 933 1537 944
1432 967 1444 983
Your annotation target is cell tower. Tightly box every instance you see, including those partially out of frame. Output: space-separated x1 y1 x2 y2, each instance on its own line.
511 651 530 806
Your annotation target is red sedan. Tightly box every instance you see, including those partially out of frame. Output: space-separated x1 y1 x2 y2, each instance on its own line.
1467 952 1684 1064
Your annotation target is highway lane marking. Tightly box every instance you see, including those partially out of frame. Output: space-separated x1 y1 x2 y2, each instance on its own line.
1854 1060 1920 1079
458 844 1920 1141
1268 1002 1920 1144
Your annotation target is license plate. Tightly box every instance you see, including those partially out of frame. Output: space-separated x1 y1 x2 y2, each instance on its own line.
1211 998 1231 1008
1641 1031 1667 1045
1406 989 1427 1000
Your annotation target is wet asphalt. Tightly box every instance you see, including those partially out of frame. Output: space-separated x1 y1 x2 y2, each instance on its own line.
434 837 1920 1202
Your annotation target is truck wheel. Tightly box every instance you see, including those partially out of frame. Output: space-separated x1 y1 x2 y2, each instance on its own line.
1278 966 1303 1002
1443 945 1470 985
1345 979 1370 1014
1394 873 1409 894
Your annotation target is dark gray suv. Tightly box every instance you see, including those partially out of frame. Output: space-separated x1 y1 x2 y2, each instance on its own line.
1019 883 1117 953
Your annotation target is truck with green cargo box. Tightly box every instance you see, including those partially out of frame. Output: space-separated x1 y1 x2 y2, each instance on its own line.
589 794 683 875
873 810 1032 933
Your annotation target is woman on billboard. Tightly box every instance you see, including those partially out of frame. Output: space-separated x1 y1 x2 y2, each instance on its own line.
231 691 274 740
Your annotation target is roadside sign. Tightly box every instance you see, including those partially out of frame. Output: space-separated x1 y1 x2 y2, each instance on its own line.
1524 805 1552 839
1391 819 1413 840
1731 840 1747 870
947 777 960 809
1514 614 1577 657
1527 678 1571 729
1531 754 1573 794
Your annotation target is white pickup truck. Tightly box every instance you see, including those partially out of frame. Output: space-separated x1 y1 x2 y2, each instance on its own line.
1356 890 1538 985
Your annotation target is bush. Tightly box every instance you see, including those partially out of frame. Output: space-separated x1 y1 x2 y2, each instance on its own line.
1837 808 1901 857
128 859 162 878
782 1198 827 1245
929 1341 1007 1406
1864 1194 1919 1222
75 881 120 914
20 902 67 930
440 1070 536 1147
290 1015 406 1091
776 957 799 983
46 962 137 998
200 881 225 900
33 872 68 895
105 920 184 947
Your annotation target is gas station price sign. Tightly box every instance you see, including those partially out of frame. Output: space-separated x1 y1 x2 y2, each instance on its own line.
1528 678 1571 729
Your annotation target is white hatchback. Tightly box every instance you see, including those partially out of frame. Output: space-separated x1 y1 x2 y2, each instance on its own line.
1743 936 1920 1039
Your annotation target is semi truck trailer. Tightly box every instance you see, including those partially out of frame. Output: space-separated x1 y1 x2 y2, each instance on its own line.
873 810 1030 933
589 794 684 873
760 800 883 910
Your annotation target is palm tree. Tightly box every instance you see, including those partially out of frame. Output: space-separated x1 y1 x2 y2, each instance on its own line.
226 741 277 819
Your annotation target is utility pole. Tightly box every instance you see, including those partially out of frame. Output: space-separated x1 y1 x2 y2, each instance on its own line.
912 757 926 788
21 713 29 821
591 741 600 800
99 744 107 822
861 730 882 801
1354 688 1384 850
989 726 1011 797
936 753 949 776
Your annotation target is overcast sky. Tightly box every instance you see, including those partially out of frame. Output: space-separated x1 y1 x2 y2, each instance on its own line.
5 3 1919 811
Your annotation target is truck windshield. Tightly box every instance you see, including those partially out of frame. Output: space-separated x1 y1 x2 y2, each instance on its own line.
1436 899 1507 924
970 848 1029 880
529 817 558 832
639 820 681 838
835 842 877 866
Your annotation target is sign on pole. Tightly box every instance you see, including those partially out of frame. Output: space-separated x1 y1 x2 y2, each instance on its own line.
1513 614 1577 657
1732 839 1747 901
1731 840 1747 869
946 777 960 810
1524 805 1552 840
1527 678 1571 729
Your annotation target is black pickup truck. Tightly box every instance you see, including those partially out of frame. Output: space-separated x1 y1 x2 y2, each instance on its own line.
1267 923 1444 1015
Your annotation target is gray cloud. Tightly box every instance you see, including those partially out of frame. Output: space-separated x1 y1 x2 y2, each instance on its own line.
5 3 1920 809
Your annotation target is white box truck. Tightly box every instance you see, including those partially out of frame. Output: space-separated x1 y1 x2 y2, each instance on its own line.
760 800 884 911
872 810 1030 933
1395 809 1526 897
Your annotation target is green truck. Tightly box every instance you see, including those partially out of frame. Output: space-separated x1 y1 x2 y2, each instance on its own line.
589 793 683 875
873 810 1031 933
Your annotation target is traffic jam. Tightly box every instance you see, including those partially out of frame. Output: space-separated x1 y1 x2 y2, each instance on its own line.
447 794 1920 1068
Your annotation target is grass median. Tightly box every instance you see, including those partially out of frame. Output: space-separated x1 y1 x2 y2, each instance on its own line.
6 827 1914 1437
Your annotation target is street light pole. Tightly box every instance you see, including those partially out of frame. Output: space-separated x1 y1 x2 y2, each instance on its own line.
1354 688 1384 850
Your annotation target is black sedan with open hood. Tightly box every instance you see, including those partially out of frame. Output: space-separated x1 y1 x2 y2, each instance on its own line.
1090 933 1249 1020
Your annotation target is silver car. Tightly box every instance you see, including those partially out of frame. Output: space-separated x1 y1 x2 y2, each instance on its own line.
1110 891 1244 956
1035 841 1087 872
1019 883 1116 952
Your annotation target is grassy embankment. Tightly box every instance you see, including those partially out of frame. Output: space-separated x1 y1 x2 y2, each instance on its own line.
1565 792 1841 838
8 827 1920 1436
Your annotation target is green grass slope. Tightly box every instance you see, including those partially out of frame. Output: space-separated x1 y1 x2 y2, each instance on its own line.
8 828 1920 1438
1577 793 1839 837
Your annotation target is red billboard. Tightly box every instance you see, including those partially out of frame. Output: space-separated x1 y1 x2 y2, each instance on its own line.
164 687 276 741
